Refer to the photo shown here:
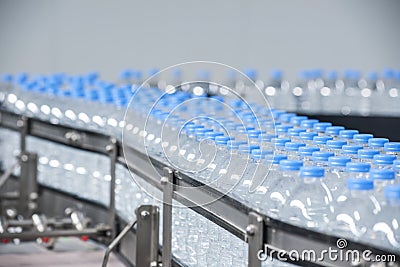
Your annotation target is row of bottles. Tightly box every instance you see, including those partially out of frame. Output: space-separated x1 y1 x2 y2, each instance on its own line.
1 70 400 264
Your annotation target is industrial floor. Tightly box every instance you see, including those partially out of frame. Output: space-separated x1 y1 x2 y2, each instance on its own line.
0 237 125 267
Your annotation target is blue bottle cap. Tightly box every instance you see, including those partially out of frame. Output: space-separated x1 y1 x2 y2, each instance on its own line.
300 119 319 129
383 68 395 79
373 154 396 165
345 162 371 172
341 145 363 155
313 122 332 132
264 154 288 164
215 136 231 145
313 136 333 145
238 144 260 154
339 129 359 139
284 142 306 151
325 126 345 136
328 156 352 167
299 132 318 141
275 125 293 133
394 160 400 171
287 128 307 137
353 134 374 144
227 140 246 150
312 151 335 162
258 134 278 142
243 68 257 81
368 138 389 148
270 69 283 80
271 138 291 147
367 72 378 80
247 130 263 138
279 160 303 171
384 142 400 153
270 110 286 119
326 71 338 80
347 179 373 190
278 113 296 123
1 74 13 82
251 149 273 157
369 169 395 180
326 140 347 149
299 166 324 178
298 146 320 156
384 185 400 200
357 149 380 159
204 131 224 140
236 125 255 133
290 116 308 126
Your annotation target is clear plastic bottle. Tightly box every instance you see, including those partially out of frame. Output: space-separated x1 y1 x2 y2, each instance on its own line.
384 142 400 159
394 160 400 182
299 132 318 146
313 122 332 135
271 138 291 153
311 151 334 167
326 140 347 155
352 133 374 147
289 115 308 127
287 128 307 142
373 185 400 249
338 129 359 144
356 149 380 164
325 126 345 138
325 156 352 198
368 137 389 152
284 142 306 159
297 146 320 165
267 160 303 219
369 169 396 200
341 145 363 159
281 166 333 229
344 162 371 179
372 154 396 169
300 119 319 131
313 136 333 150
333 179 381 238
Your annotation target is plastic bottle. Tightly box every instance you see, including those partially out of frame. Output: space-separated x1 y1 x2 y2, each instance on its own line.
356 149 380 164
341 145 363 159
373 185 400 249
325 126 345 138
281 166 333 229
333 179 381 238
267 160 303 218
325 156 352 198
326 140 347 155
297 146 320 165
344 162 371 179
353 134 374 147
384 142 400 159
372 154 396 169
369 169 396 199
284 142 306 159
368 138 389 152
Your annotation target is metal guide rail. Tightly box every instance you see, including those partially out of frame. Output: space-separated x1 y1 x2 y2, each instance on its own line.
0 109 399 267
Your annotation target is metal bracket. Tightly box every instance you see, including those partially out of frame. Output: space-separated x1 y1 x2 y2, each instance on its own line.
160 167 174 267
17 116 28 154
247 212 264 267
18 152 38 218
135 205 160 267
107 138 118 239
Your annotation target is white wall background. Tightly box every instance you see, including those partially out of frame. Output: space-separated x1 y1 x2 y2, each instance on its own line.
0 0 399 80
